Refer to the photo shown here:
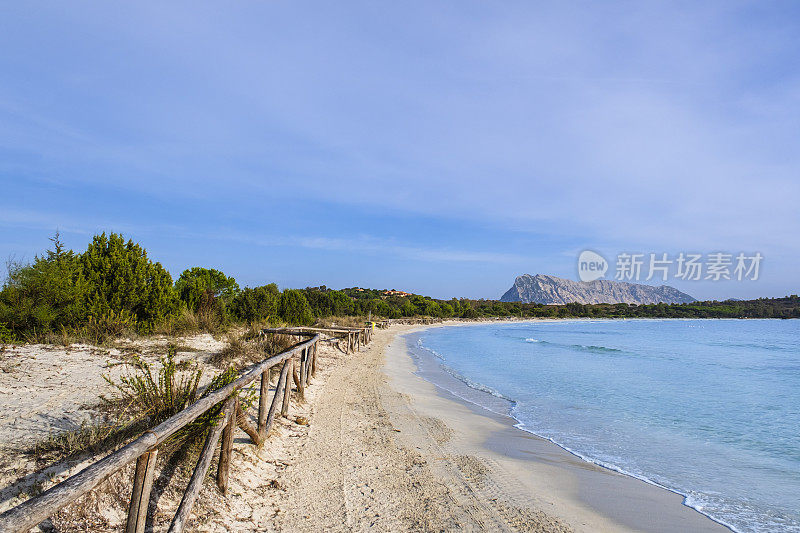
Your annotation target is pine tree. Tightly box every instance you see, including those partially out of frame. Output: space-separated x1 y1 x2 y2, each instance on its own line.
81 233 180 332
278 289 314 325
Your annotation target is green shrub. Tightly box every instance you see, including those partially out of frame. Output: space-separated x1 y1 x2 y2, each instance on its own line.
105 348 203 426
175 267 239 313
230 283 279 323
30 351 243 463
278 289 314 325
302 288 355 318
86 309 137 343
424 300 442 317
82 233 181 333
461 305 478 319
0 321 13 343
0 235 89 337
153 308 200 336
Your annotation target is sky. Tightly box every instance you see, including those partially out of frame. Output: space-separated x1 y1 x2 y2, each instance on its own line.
1 1 798 301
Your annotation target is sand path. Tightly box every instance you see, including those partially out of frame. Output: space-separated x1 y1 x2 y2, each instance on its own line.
270 326 571 532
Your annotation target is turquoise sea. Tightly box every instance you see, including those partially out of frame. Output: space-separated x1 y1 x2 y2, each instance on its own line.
406 319 800 532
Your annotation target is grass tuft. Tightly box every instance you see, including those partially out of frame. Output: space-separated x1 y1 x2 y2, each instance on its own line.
103 347 202 426
29 348 241 463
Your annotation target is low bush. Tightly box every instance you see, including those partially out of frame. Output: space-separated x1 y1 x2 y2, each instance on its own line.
0 232 182 341
278 289 314 325
29 349 243 464
175 267 239 324
152 308 200 336
86 309 137 344
208 334 248 368
28 419 134 463
0 321 12 343
104 348 202 426
230 284 279 323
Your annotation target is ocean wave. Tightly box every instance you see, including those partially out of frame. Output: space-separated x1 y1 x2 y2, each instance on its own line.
438 364 517 404
519 337 623 354
416 337 445 360
412 336 517 410
709 341 791 352
507 420 744 532
572 344 623 353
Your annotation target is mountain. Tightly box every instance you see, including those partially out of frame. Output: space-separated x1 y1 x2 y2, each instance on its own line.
500 274 696 305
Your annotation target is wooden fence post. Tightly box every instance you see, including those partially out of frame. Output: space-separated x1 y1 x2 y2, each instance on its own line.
282 359 293 417
257 369 270 434
263 360 290 437
168 397 234 533
295 353 305 400
235 401 262 446
125 449 158 533
311 342 317 377
216 397 237 495
300 348 308 389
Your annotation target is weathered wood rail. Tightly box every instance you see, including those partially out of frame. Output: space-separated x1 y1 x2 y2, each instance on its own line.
261 325 373 354
0 326 373 533
388 317 442 325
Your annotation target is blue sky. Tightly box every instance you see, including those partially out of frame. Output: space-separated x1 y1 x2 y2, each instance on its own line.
1 2 798 300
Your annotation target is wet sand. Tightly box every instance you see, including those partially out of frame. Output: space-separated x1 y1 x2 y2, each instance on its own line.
384 325 730 532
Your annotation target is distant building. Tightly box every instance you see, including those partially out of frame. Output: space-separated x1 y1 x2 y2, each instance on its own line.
383 289 411 297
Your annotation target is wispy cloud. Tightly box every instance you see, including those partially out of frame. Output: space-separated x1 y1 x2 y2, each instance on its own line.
0 207 523 265
255 235 524 264
1 2 798 298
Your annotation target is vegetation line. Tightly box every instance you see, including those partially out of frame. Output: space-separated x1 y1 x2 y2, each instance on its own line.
1 231 797 347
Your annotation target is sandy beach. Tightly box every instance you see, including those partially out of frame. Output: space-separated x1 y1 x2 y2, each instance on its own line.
0 323 731 531
268 323 729 532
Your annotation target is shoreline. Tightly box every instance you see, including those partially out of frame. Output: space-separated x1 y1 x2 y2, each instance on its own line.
0 321 774 530
386 322 730 532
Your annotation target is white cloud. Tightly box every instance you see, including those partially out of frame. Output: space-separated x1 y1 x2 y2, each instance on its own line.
1 2 798 295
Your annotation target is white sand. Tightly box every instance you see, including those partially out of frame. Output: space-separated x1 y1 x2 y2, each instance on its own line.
0 324 729 531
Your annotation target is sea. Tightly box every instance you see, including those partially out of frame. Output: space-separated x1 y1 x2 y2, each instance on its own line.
404 319 800 532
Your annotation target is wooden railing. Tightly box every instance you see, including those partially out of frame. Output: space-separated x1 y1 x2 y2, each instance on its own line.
0 326 372 533
261 325 373 353
388 317 443 325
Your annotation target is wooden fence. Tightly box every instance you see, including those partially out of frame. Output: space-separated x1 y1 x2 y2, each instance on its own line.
0 326 372 533
388 317 443 325
261 325 373 354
